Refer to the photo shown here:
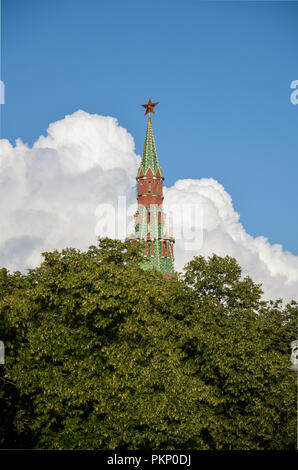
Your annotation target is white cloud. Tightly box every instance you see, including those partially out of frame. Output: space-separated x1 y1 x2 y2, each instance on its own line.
0 110 297 302
163 179 298 302
0 110 139 271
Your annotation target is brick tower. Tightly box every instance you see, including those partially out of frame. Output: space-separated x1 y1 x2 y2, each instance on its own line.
128 99 175 277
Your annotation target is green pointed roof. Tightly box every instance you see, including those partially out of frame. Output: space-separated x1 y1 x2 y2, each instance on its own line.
138 116 162 177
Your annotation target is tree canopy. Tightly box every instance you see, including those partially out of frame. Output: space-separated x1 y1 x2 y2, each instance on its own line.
0 238 296 449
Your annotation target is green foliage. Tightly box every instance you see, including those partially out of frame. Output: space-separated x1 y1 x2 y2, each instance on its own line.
0 268 36 447
182 255 297 449
0 240 296 449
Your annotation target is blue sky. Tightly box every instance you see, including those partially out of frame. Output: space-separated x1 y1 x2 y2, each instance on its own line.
1 0 298 255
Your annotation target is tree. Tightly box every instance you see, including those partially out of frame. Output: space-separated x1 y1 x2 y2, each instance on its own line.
182 255 297 449
0 240 296 449
0 268 36 448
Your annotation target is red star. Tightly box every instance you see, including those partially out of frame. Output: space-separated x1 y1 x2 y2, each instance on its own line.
141 97 159 116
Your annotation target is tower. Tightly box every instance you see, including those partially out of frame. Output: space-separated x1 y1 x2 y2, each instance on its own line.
128 98 175 277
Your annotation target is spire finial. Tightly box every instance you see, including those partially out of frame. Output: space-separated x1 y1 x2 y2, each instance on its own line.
141 97 159 119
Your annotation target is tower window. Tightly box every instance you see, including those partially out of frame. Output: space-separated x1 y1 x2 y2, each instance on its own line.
148 181 151 193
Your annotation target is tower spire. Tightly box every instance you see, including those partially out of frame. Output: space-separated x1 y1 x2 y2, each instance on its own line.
128 99 175 277
138 111 161 177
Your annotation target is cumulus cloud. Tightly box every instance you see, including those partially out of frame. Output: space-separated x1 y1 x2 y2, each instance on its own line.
0 110 297 302
163 179 298 302
0 110 139 271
